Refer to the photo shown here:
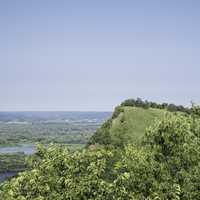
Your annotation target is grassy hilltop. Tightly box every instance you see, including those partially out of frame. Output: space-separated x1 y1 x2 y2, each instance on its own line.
111 106 165 141
89 106 167 146
89 98 191 147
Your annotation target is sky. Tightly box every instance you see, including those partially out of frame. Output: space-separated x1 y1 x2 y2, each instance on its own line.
0 0 200 111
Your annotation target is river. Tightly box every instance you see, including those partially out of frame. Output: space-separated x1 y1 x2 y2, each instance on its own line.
0 172 18 183
0 146 35 155
0 145 35 184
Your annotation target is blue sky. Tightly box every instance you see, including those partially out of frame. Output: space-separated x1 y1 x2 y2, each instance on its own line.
0 0 200 111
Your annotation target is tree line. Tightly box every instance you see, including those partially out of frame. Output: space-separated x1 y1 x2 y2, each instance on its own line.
121 98 191 113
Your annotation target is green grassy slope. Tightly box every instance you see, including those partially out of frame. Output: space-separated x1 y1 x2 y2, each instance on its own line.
110 106 166 144
89 106 166 146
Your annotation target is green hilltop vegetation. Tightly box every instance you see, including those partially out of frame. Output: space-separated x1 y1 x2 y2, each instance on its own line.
89 98 192 147
1 99 200 200
88 106 166 147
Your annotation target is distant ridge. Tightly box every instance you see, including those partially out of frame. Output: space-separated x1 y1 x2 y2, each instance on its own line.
0 111 112 123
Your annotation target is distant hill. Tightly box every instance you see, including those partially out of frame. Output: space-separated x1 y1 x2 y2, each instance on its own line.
0 111 112 123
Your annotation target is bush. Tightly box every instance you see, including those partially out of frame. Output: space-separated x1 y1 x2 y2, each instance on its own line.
144 113 200 199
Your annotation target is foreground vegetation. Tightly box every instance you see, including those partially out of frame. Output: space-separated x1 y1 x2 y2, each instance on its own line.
1 101 200 199
0 121 101 176
0 112 108 175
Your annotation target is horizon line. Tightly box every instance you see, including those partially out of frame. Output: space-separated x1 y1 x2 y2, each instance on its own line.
0 110 112 113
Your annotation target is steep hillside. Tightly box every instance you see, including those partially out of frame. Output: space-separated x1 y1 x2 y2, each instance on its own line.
88 106 166 146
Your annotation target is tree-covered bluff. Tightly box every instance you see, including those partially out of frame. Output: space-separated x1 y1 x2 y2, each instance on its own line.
1 100 200 200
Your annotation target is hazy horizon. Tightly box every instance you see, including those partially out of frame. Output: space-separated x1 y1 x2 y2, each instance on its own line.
0 110 112 112
1 0 200 111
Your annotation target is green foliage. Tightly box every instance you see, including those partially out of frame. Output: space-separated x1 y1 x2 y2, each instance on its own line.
88 119 112 146
1 103 200 199
0 145 157 200
143 113 200 199
111 106 124 119
89 106 165 147
121 98 190 114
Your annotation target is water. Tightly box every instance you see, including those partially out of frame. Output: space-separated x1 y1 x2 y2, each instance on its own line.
0 172 17 183
0 146 35 183
0 146 35 155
